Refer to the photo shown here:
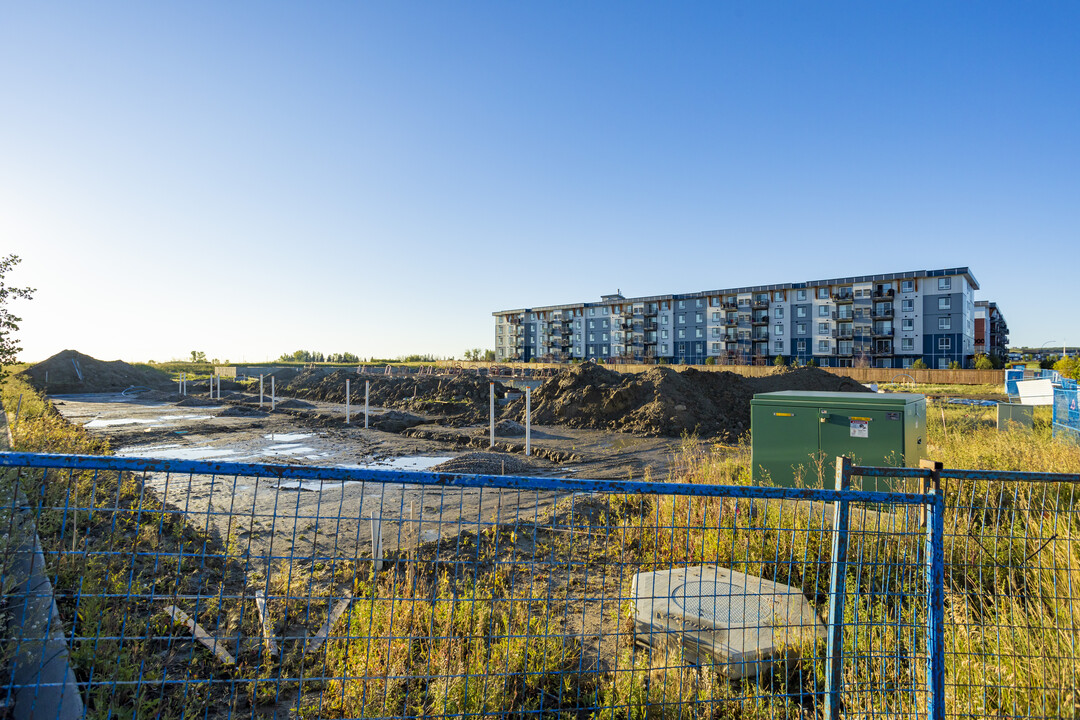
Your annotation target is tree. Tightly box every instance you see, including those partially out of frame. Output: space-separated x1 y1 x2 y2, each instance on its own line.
974 354 994 370
1054 356 1080 380
0 255 35 382
772 354 786 367
190 351 207 363
911 359 928 370
483 350 495 362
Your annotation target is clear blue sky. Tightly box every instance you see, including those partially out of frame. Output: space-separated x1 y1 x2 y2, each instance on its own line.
2 2 1077 363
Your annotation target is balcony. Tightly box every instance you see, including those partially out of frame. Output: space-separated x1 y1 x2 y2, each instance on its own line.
723 317 739 326
721 302 738 310
871 308 894 319
752 331 770 340
832 311 855 321
871 327 894 338
873 288 895 298
836 328 854 339
831 292 854 303
752 315 769 325
837 346 854 357
874 342 894 355
751 300 769 310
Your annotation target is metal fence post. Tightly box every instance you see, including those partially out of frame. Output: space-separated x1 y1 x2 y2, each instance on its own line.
825 456 852 720
925 481 945 720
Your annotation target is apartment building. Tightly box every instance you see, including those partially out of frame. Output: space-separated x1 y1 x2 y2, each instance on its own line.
493 268 986 369
974 301 1009 360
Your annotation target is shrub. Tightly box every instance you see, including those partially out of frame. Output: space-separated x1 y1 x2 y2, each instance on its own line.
974 354 994 370
911 359 928 370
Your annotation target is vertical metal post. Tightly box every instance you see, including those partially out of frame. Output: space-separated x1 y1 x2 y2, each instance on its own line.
489 382 495 448
364 380 370 428
259 375 264 408
525 386 531 456
271 376 275 410
345 379 350 424
825 456 852 720
925 483 945 720
919 459 942 527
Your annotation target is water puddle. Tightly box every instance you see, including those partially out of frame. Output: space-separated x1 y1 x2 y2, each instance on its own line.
117 444 240 461
263 433 313 442
345 456 453 472
85 413 216 429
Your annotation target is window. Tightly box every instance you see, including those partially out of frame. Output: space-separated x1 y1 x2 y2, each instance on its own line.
797 323 807 335
797 289 807 301
588 320 595 329
774 307 784 318
711 342 720 352
661 316 668 324
678 300 685 309
903 357 914 368
575 334 581 342
902 338 914 351
712 312 720 322
938 297 951 310
710 297 719 307
712 327 721 337
695 313 703 323
797 340 807 352
902 299 914 312
819 306 829 317
818 322 830 334
938 277 951 291
602 333 608 341
902 318 914 331
588 333 594 342
902 280 915 293
602 346 608 355
588 308 595 316
938 337 951 350
661 329 668 339
678 314 686 324
661 344 668 354
695 329 703 338
696 299 703 308
818 287 829 299
938 318 951 330
774 340 784 352
602 307 609 315
774 291 785 301
796 307 807 318
774 324 783 335
678 329 686 339
661 302 669 310
818 340 830 352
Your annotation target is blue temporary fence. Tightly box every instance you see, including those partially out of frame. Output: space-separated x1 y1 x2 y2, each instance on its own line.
1054 381 1080 442
0 452 1077 719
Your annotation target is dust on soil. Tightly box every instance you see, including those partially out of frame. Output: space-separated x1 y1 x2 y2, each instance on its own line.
509 362 870 439
21 349 175 394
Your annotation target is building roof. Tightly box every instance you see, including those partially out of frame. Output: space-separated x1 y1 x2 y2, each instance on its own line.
493 267 980 316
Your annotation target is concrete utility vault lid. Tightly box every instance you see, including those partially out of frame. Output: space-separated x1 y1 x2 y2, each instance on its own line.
631 566 827 678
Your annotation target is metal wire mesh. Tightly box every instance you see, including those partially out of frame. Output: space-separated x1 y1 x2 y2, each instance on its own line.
0 454 936 719
938 469 1080 720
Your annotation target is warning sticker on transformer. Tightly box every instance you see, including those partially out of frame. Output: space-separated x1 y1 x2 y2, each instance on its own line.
850 419 869 438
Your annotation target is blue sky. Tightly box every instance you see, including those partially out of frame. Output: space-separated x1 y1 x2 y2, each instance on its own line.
2 2 1077 363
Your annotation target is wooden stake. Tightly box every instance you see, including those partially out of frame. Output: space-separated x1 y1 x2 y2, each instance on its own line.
306 592 354 654
164 605 236 665
254 590 279 658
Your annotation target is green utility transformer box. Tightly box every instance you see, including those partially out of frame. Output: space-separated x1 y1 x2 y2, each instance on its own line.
750 391 926 492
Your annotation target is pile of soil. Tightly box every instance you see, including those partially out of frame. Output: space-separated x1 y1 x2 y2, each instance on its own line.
218 406 268 418
176 396 219 407
273 398 315 409
471 419 526 438
21 350 174 394
510 363 870 440
285 369 504 419
429 452 539 476
369 410 427 433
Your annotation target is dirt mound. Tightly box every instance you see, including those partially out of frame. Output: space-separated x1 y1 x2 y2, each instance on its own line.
176 396 219 407
471 419 526 438
21 350 174 394
429 452 539 476
511 363 870 440
273 399 315 409
285 369 504 419
369 411 427 433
